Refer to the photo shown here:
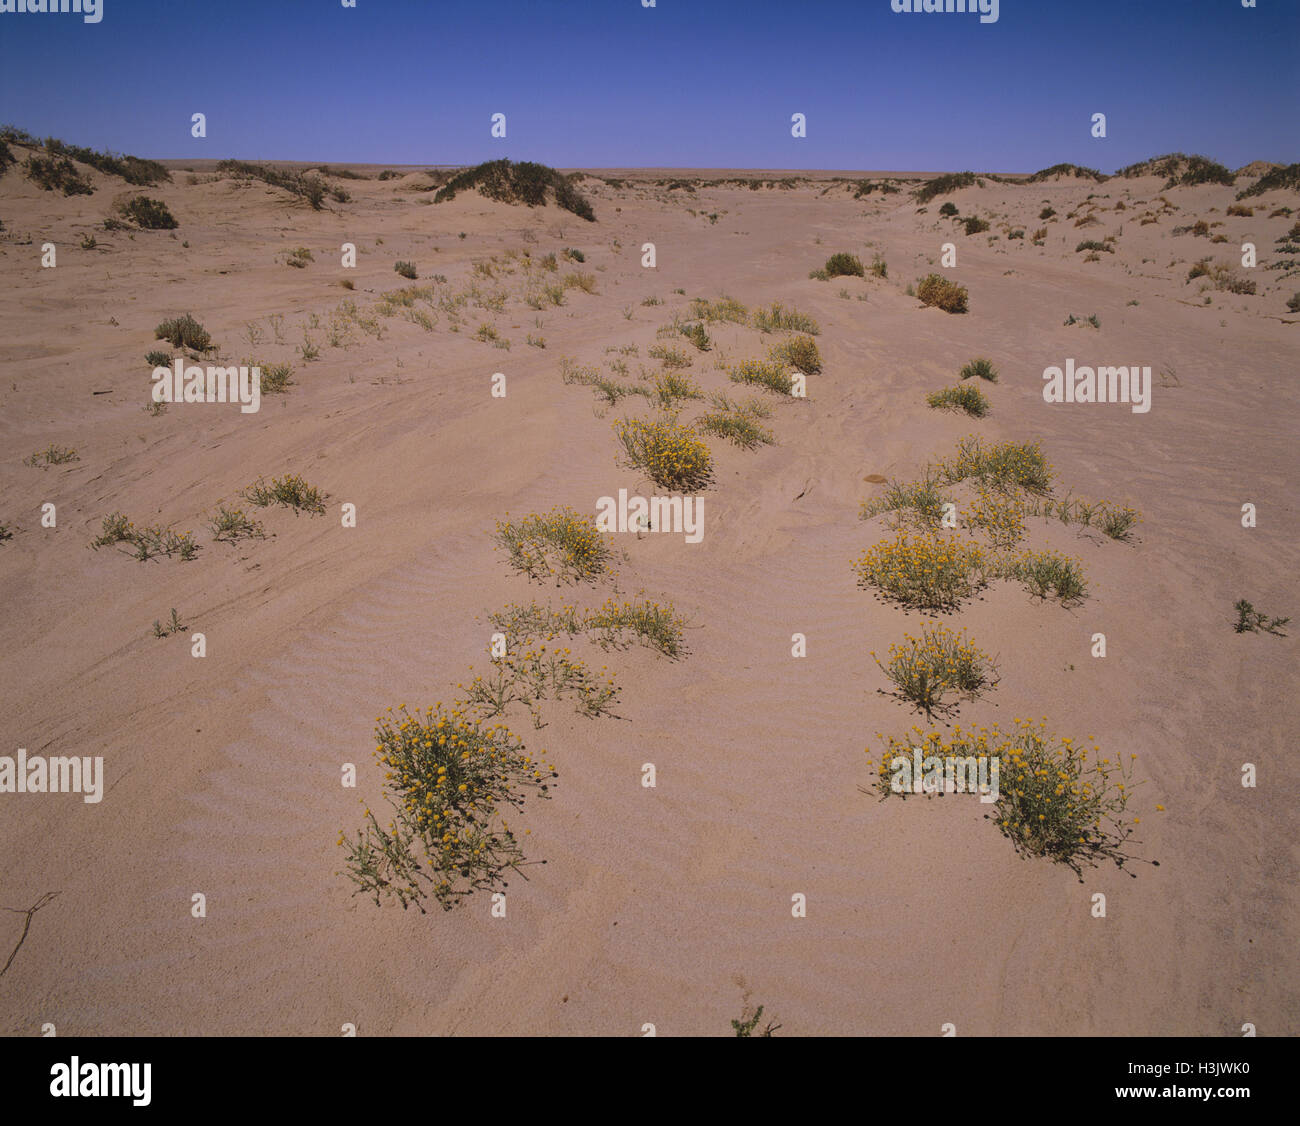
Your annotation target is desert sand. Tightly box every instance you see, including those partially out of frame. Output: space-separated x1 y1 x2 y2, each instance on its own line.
1 153 1297 1036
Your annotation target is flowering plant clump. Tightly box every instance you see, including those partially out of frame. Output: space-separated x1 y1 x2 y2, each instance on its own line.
868 720 1145 872
871 622 998 717
340 704 556 912
460 643 620 727
963 486 1029 548
853 531 989 611
493 506 614 585
614 416 713 491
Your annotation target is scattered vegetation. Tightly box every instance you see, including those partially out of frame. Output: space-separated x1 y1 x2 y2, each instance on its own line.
959 358 998 382
216 159 328 209
853 531 989 611
915 171 977 204
208 504 266 543
433 159 595 221
91 513 198 562
870 720 1144 874
697 395 774 450
24 155 93 196
151 608 187 639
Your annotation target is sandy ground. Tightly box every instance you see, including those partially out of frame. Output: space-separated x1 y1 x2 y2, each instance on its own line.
0 156 1297 1036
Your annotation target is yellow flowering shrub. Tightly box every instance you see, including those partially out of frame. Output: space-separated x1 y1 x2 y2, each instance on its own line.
614 416 713 490
493 506 613 584
853 531 988 610
871 622 998 717
869 720 1143 873
341 704 555 911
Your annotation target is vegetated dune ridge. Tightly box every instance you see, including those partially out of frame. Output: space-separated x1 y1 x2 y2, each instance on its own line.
0 153 1296 1036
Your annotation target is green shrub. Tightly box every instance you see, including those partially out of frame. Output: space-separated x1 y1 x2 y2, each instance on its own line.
825 252 864 278
729 358 794 396
1236 162 1300 199
25 155 93 195
915 171 977 204
927 384 989 417
145 350 172 368
116 196 176 229
242 473 328 515
752 302 819 334
154 313 213 353
915 274 968 314
433 159 595 221
1010 549 1087 604
938 202 958 217
394 260 417 279
697 395 774 450
24 444 79 468
769 335 821 375
679 322 711 351
963 216 990 235
1026 163 1104 183
689 295 748 323
958 357 998 382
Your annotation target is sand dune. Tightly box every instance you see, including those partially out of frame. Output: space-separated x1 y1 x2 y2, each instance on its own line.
1 151 1297 1035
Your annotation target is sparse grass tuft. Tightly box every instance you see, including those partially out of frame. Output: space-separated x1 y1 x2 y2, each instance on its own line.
926 384 989 417
959 357 998 382
752 302 819 334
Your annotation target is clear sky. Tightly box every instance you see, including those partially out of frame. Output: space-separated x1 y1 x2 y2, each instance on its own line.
1 0 1295 172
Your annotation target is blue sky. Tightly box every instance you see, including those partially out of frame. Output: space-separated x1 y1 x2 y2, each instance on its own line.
1 0 1295 172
